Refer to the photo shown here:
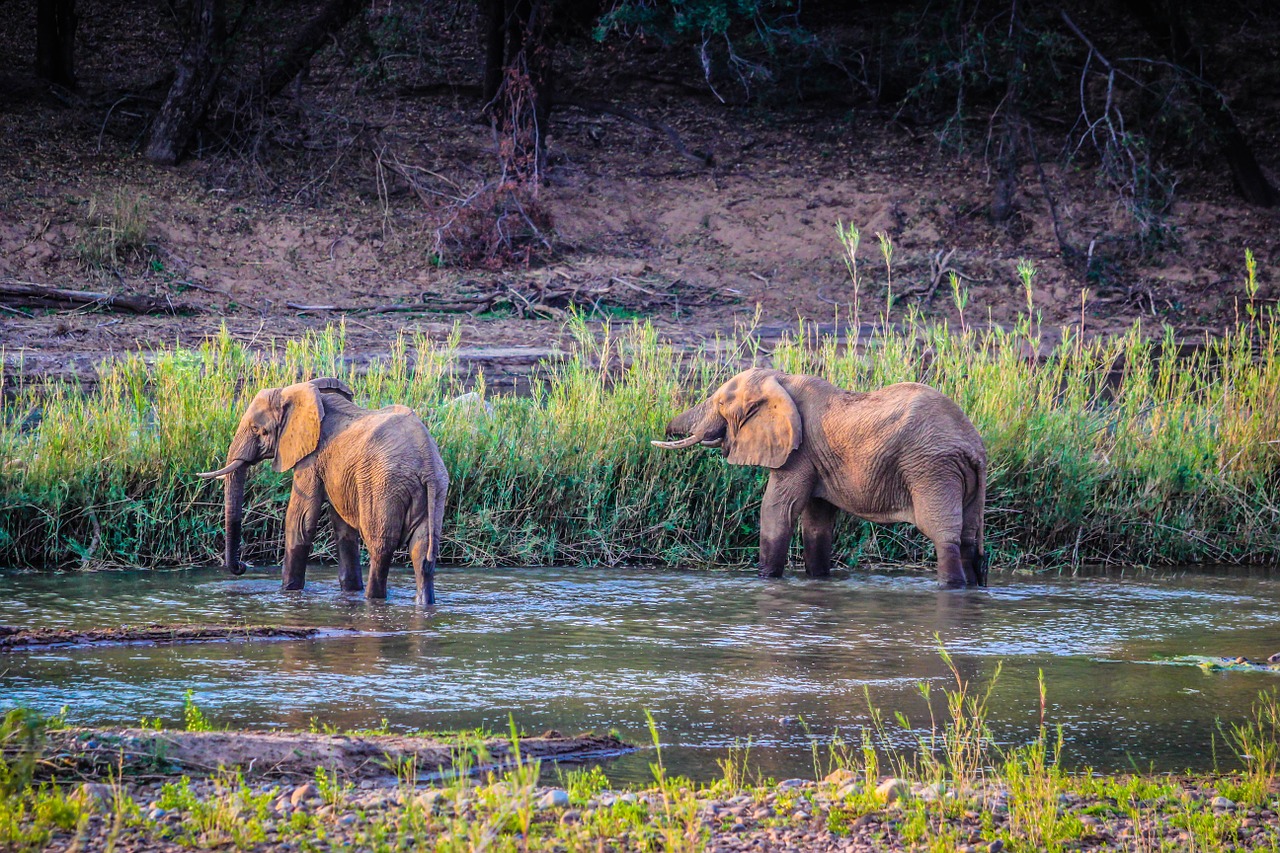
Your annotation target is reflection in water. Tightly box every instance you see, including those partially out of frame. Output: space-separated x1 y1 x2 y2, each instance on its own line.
1 564 1278 783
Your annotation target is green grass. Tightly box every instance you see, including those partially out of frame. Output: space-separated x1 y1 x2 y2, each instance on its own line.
4 256 1280 572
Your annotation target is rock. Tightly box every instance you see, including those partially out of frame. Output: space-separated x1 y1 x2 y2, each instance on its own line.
824 768 858 786
835 780 861 799
338 814 357 826
317 804 334 818
289 783 316 807
76 783 114 803
751 806 774 820
1211 796 1236 810
875 778 909 804
1079 815 1102 828
619 792 639 804
537 789 570 810
730 822 748 833
446 392 494 419
918 783 944 802
418 789 447 810
147 807 167 820
794 810 810 820
987 840 1004 853
560 809 582 825
778 778 813 789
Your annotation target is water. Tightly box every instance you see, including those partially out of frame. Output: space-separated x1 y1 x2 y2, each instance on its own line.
2 563 1279 784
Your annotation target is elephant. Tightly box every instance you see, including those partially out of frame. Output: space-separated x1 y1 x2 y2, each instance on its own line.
652 368 987 587
197 377 449 605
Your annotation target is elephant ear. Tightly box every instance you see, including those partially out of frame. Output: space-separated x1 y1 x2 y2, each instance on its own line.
723 372 802 468
275 383 325 472
309 376 354 401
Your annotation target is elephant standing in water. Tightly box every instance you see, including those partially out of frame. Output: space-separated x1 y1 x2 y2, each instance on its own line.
653 369 987 586
198 377 449 605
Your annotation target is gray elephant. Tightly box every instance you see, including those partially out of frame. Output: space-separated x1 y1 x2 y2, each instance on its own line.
653 368 987 586
198 377 449 605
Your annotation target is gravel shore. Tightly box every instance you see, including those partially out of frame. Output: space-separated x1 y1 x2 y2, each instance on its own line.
38 768 1280 852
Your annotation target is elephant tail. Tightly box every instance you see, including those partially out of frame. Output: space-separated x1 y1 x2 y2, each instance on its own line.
967 457 987 587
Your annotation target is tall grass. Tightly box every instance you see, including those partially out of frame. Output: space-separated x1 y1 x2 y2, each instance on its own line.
3 268 1280 571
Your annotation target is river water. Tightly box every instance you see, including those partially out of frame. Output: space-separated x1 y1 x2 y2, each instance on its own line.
2 564 1278 784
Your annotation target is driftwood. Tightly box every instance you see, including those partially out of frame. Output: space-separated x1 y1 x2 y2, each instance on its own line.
0 279 193 315
30 728 632 781
0 623 351 651
279 275 739 319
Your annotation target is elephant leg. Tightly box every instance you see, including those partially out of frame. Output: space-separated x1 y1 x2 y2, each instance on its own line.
758 475 807 579
282 477 324 591
800 497 839 578
364 542 394 601
409 526 436 607
960 472 986 586
329 507 363 592
913 483 970 587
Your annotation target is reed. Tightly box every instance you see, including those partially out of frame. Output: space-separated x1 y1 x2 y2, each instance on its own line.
3 261 1280 572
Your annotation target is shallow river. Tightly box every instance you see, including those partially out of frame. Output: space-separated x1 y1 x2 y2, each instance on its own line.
2 564 1279 784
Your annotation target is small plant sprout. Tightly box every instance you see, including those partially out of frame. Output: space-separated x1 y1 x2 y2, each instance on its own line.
949 270 969 332
182 690 214 732
876 230 894 316
1246 248 1259 324
837 219 862 324
1017 258 1038 316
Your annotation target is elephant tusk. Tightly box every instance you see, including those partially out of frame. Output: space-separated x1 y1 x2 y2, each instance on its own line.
197 459 247 479
700 438 723 447
651 434 703 450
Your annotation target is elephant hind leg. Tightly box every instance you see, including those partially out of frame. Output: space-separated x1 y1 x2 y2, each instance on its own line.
800 497 839 578
960 468 986 586
408 525 436 607
912 482 970 587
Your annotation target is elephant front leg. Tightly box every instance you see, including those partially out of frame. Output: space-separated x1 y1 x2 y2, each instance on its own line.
800 497 838 578
329 507 363 592
758 475 806 579
282 478 324 591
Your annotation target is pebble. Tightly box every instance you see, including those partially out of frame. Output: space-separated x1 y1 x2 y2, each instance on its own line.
778 778 812 789
1211 796 1237 810
338 814 357 826
987 840 1004 853
793 810 810 821
146 807 167 820
730 822 748 833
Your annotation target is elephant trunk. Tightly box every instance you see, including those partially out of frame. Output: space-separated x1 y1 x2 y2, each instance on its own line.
223 462 248 575
655 400 725 450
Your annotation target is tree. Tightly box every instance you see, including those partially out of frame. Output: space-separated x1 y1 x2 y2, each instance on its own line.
35 0 77 88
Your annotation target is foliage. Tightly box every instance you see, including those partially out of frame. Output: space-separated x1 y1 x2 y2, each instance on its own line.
4 256 1280 572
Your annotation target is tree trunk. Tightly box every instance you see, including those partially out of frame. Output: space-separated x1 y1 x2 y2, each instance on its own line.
145 0 226 165
1120 0 1278 207
991 0 1024 224
482 0 506 105
35 0 77 88
484 0 554 184
245 0 364 108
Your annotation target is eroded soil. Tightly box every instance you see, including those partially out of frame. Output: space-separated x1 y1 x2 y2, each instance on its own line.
1 0 1278 386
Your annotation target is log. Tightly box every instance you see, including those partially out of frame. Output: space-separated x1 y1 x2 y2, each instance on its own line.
0 279 192 315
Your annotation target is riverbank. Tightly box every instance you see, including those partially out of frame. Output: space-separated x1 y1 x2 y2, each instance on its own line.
4 691 1279 853
4 263 1280 572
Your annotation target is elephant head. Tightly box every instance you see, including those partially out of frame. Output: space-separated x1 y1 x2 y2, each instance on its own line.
653 368 802 469
197 377 353 574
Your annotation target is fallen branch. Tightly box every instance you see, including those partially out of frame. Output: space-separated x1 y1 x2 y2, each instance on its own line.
557 97 715 168
0 279 193 315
